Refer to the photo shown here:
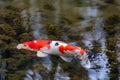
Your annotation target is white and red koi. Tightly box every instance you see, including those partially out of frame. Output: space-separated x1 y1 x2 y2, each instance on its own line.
16 40 91 69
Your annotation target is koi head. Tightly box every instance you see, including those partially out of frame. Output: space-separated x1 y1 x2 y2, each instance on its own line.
17 43 30 50
16 40 52 51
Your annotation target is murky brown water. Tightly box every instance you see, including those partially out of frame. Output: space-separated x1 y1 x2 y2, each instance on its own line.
0 0 120 80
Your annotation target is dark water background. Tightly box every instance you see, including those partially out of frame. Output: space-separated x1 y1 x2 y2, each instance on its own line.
0 0 120 80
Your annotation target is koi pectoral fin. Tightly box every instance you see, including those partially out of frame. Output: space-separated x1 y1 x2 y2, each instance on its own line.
37 51 48 57
60 56 73 62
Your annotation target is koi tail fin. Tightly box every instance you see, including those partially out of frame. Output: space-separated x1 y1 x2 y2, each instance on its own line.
80 53 91 69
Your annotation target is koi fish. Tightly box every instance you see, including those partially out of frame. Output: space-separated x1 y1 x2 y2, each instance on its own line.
16 40 91 69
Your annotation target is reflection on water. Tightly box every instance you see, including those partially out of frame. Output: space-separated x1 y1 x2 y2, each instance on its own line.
54 64 70 80
0 61 6 80
21 0 52 78
116 38 120 80
28 1 52 71
24 69 43 80
88 53 110 80
81 4 110 80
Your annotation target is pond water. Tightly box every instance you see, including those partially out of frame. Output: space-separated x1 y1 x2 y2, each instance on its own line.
0 0 119 80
